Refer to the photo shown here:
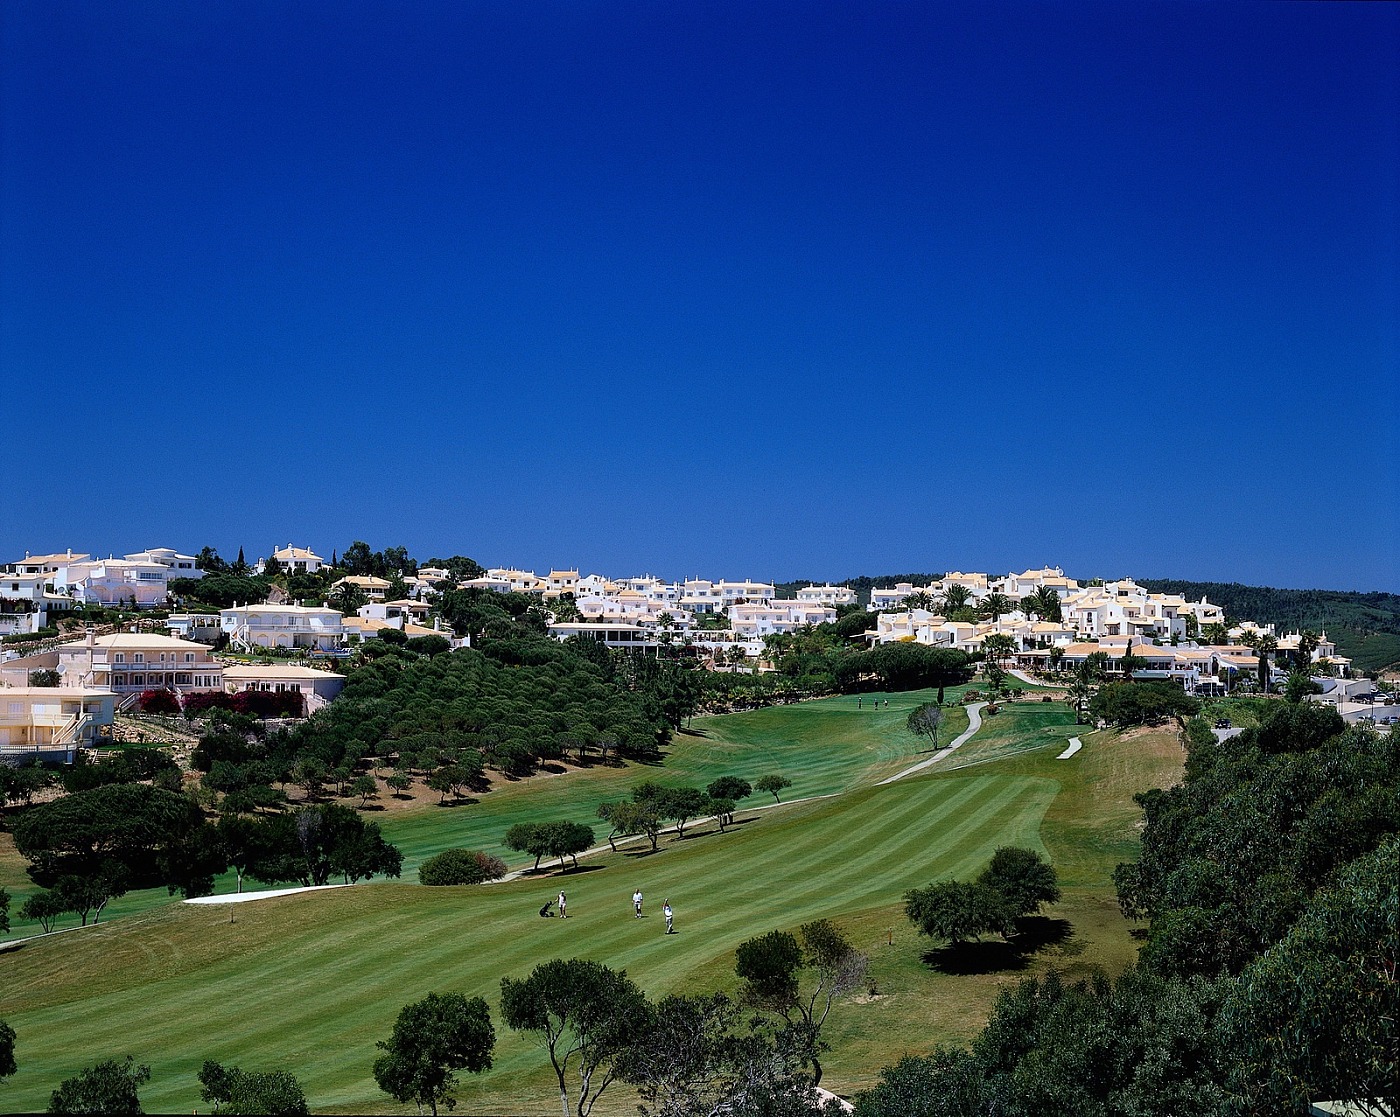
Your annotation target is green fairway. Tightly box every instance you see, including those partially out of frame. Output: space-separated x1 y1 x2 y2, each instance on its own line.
0 770 1054 1115
377 687 972 874
0 688 968 942
0 690 1183 1114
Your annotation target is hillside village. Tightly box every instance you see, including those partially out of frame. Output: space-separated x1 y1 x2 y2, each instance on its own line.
0 545 1383 765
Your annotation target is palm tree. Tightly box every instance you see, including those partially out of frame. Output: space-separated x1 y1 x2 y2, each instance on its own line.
1201 622 1230 646
1029 585 1062 622
980 592 1014 623
940 584 973 616
1047 646 1066 675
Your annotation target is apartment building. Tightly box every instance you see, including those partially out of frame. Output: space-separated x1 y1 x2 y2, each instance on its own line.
796 583 857 607
0 686 117 764
53 558 169 607
124 548 202 579
2 632 224 697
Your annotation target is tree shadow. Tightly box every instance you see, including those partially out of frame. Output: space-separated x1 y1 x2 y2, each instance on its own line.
540 763 567 775
921 918 1075 975
678 727 711 738
433 796 480 808
624 846 666 858
356 803 387 812
554 863 606 877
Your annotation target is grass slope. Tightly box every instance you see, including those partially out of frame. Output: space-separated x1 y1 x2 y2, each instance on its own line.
378 687 971 874
0 696 1182 1114
0 772 1053 1115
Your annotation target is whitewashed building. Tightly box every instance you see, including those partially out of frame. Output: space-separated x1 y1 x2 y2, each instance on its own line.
221 604 345 651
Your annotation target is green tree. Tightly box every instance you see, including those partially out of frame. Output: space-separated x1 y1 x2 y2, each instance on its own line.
1284 671 1322 704
906 703 943 751
618 992 826 1117
977 847 1061 920
19 890 67 933
0 1019 15 1082
1089 681 1199 728
734 921 868 1086
54 866 128 925
1119 648 1146 680
597 801 663 853
755 774 792 802
904 880 1014 945
350 773 379 808
656 787 707 840
1248 632 1279 693
197 1061 308 1115
505 822 552 871
982 634 1017 665
372 993 496 1117
248 805 401 887
980 593 1014 622
705 776 752 805
1030 585 1063 622
1218 837 1399 1114
500 958 649 1117
328 581 369 616
418 849 507 886
48 1056 150 1114
939 584 973 616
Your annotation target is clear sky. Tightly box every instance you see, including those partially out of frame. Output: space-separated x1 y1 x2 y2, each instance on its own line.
2 1 1396 589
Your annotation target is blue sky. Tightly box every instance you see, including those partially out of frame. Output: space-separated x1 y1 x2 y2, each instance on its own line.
3 1 1396 589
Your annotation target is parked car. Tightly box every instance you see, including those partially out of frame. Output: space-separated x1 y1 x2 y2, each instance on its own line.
1214 717 1232 729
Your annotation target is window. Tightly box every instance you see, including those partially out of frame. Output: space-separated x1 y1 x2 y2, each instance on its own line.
130 674 144 685
114 675 126 686
133 653 144 664
113 653 126 664
175 674 190 686
185 653 194 663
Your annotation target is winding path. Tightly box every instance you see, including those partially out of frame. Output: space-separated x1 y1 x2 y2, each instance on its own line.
878 702 988 784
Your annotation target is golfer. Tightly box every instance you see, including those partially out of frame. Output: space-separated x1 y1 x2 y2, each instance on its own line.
633 889 643 918
663 899 674 934
558 891 567 918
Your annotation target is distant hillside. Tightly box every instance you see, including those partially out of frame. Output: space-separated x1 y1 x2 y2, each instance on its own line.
1137 579 1400 674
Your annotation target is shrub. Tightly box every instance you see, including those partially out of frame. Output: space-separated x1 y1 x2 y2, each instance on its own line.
138 688 181 715
419 848 508 886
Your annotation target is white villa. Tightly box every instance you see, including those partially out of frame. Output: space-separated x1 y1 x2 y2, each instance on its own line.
796 583 857 607
260 545 325 574
330 574 392 601
220 603 345 651
53 557 169 607
4 550 89 577
0 571 73 636
727 600 835 638
124 548 202 579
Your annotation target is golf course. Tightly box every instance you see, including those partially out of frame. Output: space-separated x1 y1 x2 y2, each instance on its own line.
0 688 1183 1114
